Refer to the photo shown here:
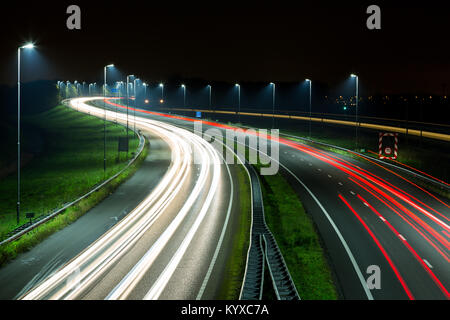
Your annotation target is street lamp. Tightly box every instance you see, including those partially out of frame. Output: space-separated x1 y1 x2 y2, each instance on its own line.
159 83 164 102
207 84 212 109
181 84 186 107
115 81 122 122
143 83 148 103
305 79 312 138
103 64 114 177
270 82 275 128
235 83 240 122
133 78 139 133
16 42 35 224
126 75 134 150
350 73 359 149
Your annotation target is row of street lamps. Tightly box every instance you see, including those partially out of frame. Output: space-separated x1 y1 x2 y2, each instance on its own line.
16 41 360 225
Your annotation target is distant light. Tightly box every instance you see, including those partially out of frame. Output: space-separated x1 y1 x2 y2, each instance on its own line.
235 83 239 87
145 99 149 104
181 84 185 88
160 99 164 103
106 64 114 68
159 83 164 87
350 74 357 78
343 106 347 110
21 43 34 49
305 79 311 82
270 82 274 85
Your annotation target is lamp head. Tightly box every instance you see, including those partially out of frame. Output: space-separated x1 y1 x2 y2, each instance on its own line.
21 43 34 49
350 74 357 78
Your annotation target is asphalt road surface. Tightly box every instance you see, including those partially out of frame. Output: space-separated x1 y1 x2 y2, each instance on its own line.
102 98 449 300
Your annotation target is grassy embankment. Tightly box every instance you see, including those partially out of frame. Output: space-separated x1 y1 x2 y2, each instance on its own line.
0 105 145 266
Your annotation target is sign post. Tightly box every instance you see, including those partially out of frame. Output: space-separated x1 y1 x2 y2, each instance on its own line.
378 132 398 160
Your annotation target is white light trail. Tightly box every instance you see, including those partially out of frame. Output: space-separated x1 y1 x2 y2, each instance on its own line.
21 97 224 300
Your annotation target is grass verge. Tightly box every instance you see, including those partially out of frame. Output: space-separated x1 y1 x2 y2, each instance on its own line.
255 163 338 300
0 139 148 267
0 105 139 238
217 163 252 299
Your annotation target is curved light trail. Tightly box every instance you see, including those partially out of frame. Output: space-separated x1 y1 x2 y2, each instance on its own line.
21 98 225 300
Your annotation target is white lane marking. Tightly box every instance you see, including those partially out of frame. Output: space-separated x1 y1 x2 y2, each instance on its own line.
350 191 356 195
379 216 386 222
236 142 374 300
363 202 369 207
328 174 332 178
423 259 433 269
318 168 322 172
398 234 407 241
338 182 343 186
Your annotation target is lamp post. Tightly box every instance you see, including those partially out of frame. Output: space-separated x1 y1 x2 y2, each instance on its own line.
306 79 312 138
235 83 240 123
270 82 275 128
181 84 186 107
351 74 359 149
116 82 121 123
126 75 134 149
134 78 139 133
159 83 164 102
103 64 114 177
16 42 34 224
207 85 212 109
143 83 148 103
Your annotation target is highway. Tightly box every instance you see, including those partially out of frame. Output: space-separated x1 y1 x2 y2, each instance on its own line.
101 98 450 300
15 98 243 300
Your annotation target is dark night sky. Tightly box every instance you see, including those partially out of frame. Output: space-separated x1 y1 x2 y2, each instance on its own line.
1 1 449 94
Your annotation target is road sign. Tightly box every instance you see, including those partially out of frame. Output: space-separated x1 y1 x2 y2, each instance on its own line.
378 133 398 160
25 212 35 219
118 137 129 152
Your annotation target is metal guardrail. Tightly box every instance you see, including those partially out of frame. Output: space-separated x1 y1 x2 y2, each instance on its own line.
152 106 450 142
240 163 300 300
0 101 146 247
